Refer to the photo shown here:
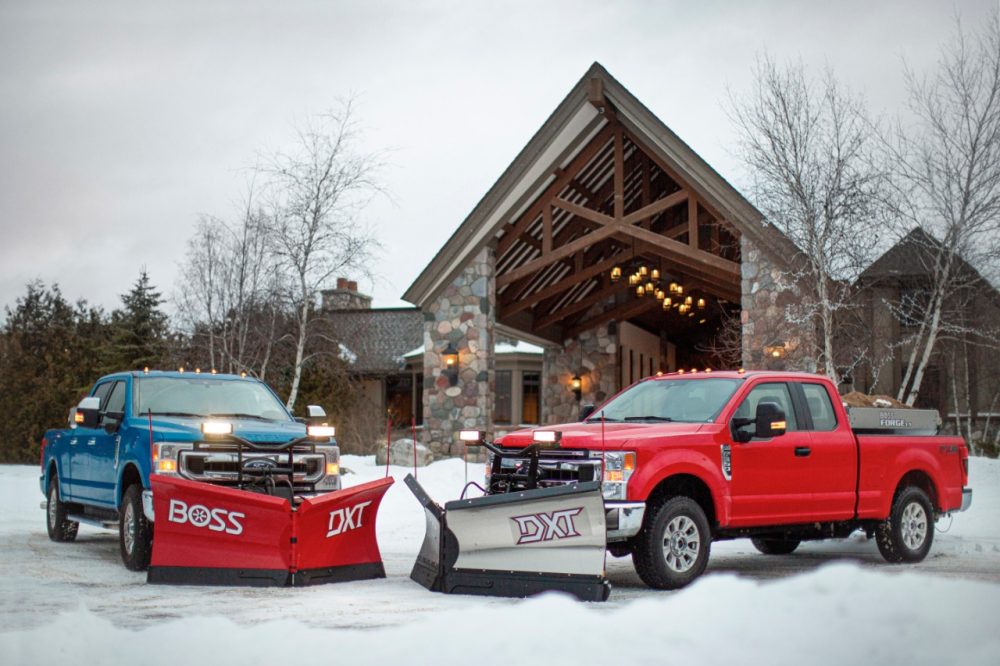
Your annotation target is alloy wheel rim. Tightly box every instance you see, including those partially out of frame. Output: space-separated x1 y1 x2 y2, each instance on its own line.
123 503 135 555
661 515 700 573
900 501 928 550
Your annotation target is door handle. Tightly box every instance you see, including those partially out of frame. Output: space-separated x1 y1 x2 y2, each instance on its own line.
794 447 811 457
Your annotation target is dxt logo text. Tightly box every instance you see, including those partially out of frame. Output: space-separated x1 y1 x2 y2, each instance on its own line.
327 500 373 538
511 507 584 545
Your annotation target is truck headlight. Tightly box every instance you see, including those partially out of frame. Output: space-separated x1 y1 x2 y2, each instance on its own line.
601 451 636 500
153 442 189 476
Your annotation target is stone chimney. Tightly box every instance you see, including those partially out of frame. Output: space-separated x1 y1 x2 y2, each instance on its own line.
321 277 372 310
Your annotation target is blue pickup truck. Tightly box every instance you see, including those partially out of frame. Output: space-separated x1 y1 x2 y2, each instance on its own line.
40 370 341 571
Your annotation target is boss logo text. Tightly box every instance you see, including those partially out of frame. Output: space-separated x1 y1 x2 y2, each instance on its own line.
168 498 244 535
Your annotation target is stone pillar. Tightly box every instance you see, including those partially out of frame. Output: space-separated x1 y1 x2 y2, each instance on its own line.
422 247 495 458
740 237 816 372
543 321 618 424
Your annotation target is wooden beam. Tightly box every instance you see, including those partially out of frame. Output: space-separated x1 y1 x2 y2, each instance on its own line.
621 189 688 226
614 129 624 219
552 197 614 227
497 124 615 256
612 222 740 278
588 77 604 109
501 255 622 317
534 281 626 330
542 205 552 254
567 297 661 340
688 194 699 249
496 225 620 286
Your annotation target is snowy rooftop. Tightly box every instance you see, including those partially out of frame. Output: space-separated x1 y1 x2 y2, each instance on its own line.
402 340 545 360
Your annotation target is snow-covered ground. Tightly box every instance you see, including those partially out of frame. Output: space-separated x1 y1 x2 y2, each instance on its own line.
2 456 999 665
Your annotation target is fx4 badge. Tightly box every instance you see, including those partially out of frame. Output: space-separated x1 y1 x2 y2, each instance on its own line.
511 508 583 545
327 500 373 538
721 444 732 480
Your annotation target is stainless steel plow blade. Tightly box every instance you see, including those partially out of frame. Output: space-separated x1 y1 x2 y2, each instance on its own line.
405 474 610 601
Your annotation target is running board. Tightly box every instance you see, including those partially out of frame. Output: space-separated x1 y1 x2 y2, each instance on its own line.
65 514 117 530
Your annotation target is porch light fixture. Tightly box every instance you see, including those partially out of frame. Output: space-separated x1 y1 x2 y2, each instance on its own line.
442 342 460 386
765 342 786 359
570 374 583 402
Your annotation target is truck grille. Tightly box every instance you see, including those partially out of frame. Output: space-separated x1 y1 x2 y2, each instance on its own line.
490 449 599 492
178 450 326 484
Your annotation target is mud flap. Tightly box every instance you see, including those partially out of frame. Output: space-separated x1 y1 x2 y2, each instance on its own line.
148 475 393 586
405 475 610 601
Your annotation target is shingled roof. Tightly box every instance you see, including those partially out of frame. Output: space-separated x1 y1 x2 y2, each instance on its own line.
325 308 423 375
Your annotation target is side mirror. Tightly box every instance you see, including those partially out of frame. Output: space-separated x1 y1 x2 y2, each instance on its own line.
578 404 596 421
76 396 101 429
754 401 787 439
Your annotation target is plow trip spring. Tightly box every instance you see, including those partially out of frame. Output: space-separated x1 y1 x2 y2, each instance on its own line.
406 438 610 602
148 434 392 587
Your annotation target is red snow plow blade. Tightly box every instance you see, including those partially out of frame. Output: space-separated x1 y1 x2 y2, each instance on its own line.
147 475 393 587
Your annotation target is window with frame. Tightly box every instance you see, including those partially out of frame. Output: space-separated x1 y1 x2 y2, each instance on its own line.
801 383 837 431
521 372 541 425
495 370 512 424
733 382 798 438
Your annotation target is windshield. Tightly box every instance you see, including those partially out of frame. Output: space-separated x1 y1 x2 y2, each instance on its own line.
134 377 292 422
589 378 741 424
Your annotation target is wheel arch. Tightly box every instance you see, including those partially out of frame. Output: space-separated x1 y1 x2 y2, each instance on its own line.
646 473 718 528
118 462 144 507
894 469 939 512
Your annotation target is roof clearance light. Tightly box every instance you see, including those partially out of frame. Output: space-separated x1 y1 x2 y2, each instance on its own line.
240 371 247 378
678 369 685 374
201 421 233 436
178 367 185 373
459 430 482 442
143 367 149 374
195 368 201 374
691 369 698 374
533 430 562 444
705 368 712 373
738 368 746 374
211 368 217 375
307 424 336 438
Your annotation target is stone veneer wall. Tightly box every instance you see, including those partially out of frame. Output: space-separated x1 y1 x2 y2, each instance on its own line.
421 247 495 457
740 236 816 371
543 321 618 425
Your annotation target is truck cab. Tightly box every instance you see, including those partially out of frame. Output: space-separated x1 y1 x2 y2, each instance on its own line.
40 371 341 571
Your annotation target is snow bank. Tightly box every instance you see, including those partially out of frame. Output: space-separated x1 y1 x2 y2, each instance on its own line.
2 564 997 666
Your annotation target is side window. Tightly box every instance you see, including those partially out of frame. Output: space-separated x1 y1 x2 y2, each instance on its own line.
801 383 837 431
104 381 126 415
91 382 113 409
733 382 798 438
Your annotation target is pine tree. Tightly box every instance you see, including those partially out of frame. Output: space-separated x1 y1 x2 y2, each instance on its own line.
106 271 169 371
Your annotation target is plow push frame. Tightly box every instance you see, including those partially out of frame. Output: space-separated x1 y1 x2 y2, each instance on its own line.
147 427 393 587
406 430 610 602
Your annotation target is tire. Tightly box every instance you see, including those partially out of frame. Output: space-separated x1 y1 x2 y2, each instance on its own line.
120 485 152 571
632 496 711 590
46 476 79 542
876 486 934 564
751 537 800 555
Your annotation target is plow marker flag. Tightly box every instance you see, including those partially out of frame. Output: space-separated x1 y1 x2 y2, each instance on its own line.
147 475 393 587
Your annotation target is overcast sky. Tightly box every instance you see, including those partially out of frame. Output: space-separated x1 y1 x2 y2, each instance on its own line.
0 0 995 315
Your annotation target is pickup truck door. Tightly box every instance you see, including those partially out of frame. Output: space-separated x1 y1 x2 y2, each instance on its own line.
796 381 857 521
63 381 114 502
727 381 816 527
75 380 125 507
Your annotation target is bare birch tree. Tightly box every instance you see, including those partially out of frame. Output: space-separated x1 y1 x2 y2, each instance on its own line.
729 56 891 384
263 101 383 411
887 9 1000 406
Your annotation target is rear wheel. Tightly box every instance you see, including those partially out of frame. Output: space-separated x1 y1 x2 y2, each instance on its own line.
751 537 800 555
876 486 934 563
46 476 79 542
119 485 152 571
632 496 711 590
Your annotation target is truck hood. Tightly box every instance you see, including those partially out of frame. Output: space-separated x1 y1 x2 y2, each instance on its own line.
496 421 717 451
141 416 308 444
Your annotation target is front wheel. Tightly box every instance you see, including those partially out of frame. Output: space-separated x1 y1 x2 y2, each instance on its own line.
120 485 152 571
632 496 711 590
46 476 79 542
876 486 934 563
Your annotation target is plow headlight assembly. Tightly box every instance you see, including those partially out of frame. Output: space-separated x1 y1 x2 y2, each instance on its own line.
201 421 233 436
532 430 562 447
602 451 636 500
459 430 482 444
307 424 336 439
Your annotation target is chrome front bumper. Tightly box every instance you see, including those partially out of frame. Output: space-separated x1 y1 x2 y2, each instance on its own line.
960 488 972 512
606 502 645 541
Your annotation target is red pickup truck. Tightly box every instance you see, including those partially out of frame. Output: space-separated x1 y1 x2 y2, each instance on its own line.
492 370 972 589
